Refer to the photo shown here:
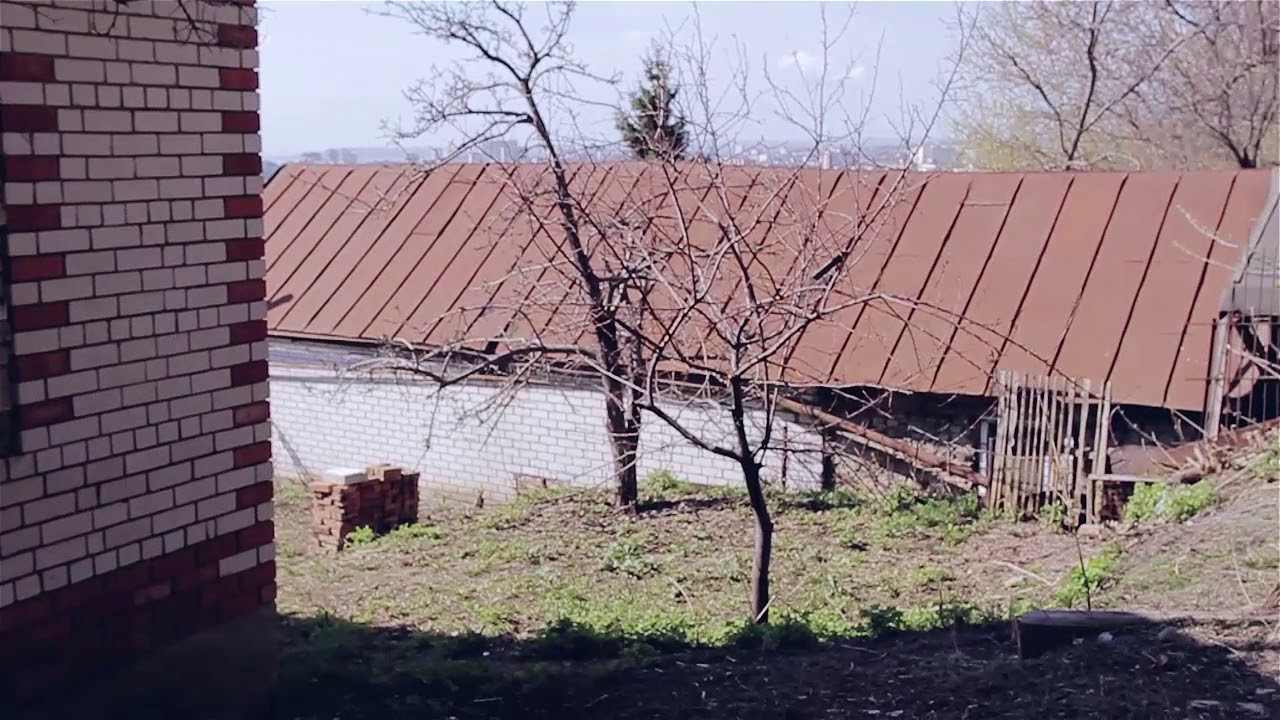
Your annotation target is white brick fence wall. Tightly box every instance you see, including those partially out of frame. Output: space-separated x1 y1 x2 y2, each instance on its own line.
269 343 827 503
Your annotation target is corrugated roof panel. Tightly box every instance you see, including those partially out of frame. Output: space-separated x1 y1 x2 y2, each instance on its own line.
264 166 354 278
1111 171 1234 407
332 164 483 341
828 174 924 383
264 163 1272 410
1164 170 1271 409
882 173 1019 389
281 166 425 337
841 174 969 387
998 173 1126 383
1054 172 1180 397
787 171 888 384
270 166 395 335
931 172 1064 395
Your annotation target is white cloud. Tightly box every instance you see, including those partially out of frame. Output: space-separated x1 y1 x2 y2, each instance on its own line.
776 49 819 74
845 65 866 80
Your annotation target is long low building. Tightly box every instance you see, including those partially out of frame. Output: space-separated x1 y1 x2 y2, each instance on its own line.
263 162 1277 506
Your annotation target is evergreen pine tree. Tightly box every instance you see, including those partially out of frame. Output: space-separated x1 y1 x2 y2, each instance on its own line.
617 50 689 160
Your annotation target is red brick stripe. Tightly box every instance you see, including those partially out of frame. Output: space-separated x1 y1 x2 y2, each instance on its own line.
223 195 262 218
236 483 273 510
12 301 69 331
218 68 257 90
229 360 268 387
220 111 259 133
232 401 270 426
228 319 267 344
227 279 266 303
225 238 264 261
231 441 271 468
5 156 60 182
0 53 55 82
17 397 73 428
1 105 58 132
10 255 65 282
216 24 257 48
5 205 61 232
222 153 262 176
14 350 71 382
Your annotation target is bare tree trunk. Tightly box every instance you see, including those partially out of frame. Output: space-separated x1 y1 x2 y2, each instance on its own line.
742 458 773 623
820 427 838 491
608 406 640 510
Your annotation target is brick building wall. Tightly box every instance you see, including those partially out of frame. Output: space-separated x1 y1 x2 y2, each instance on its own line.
0 0 272 702
270 340 829 503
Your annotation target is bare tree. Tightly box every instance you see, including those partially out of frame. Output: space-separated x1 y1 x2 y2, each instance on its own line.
376 0 647 510
373 0 971 621
951 0 1278 170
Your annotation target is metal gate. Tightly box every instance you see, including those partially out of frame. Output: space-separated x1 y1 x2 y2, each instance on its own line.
989 371 1112 524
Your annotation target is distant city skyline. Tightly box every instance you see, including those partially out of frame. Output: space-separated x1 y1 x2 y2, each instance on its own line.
259 1 961 158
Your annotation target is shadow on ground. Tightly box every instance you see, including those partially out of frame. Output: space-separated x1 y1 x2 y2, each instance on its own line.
270 612 1280 720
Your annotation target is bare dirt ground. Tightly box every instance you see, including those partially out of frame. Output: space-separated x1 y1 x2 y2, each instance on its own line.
273 447 1279 719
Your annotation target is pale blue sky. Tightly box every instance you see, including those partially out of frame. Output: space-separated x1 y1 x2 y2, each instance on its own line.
259 1 959 158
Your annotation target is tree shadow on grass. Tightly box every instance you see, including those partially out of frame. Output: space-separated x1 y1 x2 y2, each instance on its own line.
272 612 1280 720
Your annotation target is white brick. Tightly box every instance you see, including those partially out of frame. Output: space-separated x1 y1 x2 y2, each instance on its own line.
0 81 44 104
152 503 195 534
12 29 68 55
98 84 123 107
178 65 220 88
154 41 199 65
117 39 155 62
137 156 181 177
35 536 86 570
88 157 137 179
66 33 116 59
84 109 133 132
106 62 131 84
132 62 177 85
202 133 243 154
118 543 141 567
218 547 257 577
136 110 179 132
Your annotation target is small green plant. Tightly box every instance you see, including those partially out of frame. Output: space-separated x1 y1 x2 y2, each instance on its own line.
600 536 658 578
1054 542 1122 608
857 604 906 635
641 468 702 499
1249 445 1279 481
1039 501 1068 532
1124 481 1218 524
912 565 954 587
344 526 376 547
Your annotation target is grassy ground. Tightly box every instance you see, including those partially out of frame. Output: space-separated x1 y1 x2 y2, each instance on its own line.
274 449 1279 719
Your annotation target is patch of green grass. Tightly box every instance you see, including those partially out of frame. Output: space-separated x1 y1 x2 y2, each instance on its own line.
1244 547 1280 571
1125 481 1218 524
276 482 312 504
345 526 377 547
600 534 659 578
868 486 985 544
386 523 444 542
1054 543 1122 608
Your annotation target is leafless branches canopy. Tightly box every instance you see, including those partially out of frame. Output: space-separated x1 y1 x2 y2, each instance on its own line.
377 0 965 621
952 0 1279 170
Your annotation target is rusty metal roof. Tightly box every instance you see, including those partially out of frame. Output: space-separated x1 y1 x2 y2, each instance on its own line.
264 163 1273 411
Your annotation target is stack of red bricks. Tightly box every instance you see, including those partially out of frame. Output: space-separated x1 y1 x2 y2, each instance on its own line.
309 465 420 551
